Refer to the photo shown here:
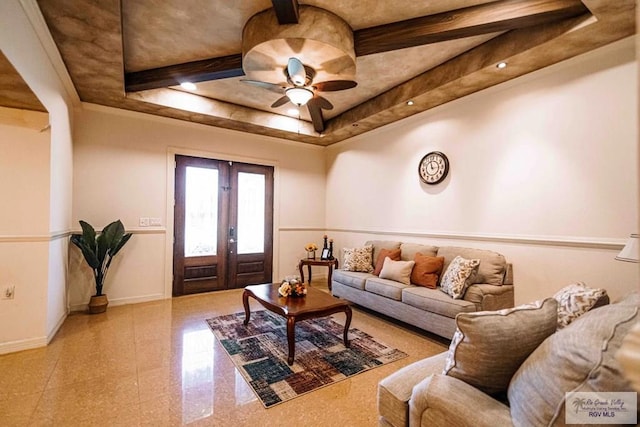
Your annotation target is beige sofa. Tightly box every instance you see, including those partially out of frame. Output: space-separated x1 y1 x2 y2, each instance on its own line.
377 292 639 427
331 240 514 339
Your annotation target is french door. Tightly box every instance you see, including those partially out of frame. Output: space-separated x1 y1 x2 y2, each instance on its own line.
173 155 274 296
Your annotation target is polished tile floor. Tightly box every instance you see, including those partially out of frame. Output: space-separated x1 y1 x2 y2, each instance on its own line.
0 281 448 426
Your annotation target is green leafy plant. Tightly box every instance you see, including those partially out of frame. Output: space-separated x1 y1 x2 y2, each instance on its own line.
70 220 132 296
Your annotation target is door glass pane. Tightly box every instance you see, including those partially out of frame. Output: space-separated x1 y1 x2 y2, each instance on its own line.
185 166 218 257
237 172 265 254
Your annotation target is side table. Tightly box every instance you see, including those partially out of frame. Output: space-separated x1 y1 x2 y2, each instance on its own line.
298 258 339 290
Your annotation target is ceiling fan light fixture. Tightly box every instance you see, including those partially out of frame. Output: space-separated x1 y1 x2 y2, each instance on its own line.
286 87 314 106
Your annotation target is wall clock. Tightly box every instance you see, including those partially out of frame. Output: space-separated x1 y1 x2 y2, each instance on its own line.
418 151 449 185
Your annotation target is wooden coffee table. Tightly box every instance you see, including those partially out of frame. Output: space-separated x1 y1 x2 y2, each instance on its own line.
242 283 352 365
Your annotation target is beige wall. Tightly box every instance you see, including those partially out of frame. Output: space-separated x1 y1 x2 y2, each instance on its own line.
69 106 326 309
0 0 74 353
326 37 639 304
0 121 50 349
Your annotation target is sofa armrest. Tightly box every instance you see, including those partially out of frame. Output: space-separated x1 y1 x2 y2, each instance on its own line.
409 374 513 427
464 284 514 311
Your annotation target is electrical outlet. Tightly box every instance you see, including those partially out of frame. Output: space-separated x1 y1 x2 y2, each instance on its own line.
149 217 161 226
2 285 15 300
139 217 150 227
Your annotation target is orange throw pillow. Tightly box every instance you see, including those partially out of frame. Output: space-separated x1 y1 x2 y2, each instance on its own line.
411 253 445 288
373 248 401 276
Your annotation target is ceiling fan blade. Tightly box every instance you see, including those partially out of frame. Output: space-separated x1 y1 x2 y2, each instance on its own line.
287 57 306 86
314 95 333 110
314 80 357 92
307 98 325 133
240 79 286 94
270 96 290 108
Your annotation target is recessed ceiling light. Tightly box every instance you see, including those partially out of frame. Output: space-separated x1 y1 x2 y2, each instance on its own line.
180 82 197 91
407 100 414 106
496 62 507 69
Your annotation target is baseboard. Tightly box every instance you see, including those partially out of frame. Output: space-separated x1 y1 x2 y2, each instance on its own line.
0 336 48 355
46 311 67 344
69 293 166 312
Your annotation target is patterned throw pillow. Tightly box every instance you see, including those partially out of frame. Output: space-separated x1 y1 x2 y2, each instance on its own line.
439 256 480 299
342 245 374 273
553 282 608 328
443 298 558 395
379 258 415 285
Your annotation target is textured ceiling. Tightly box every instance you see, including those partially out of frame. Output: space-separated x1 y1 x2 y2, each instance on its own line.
0 51 46 113
1 1 635 145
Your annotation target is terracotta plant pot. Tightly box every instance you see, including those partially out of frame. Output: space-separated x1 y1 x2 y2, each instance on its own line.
88 294 109 314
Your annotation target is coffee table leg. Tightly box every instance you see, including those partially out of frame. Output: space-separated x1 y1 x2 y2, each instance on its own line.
286 316 296 365
343 306 352 348
242 290 251 326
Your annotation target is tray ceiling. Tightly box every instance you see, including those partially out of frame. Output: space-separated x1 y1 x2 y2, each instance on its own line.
1 0 635 145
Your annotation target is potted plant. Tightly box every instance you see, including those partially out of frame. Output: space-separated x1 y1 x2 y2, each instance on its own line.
70 219 132 314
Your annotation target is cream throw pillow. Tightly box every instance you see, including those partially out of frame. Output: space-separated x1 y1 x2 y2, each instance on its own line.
443 298 558 395
342 245 374 273
379 257 415 285
440 255 480 299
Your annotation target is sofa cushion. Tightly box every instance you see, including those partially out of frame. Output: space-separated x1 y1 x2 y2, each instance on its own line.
437 246 506 286
379 258 415 285
365 276 412 301
508 292 639 426
400 242 438 261
411 254 444 289
443 298 558 395
440 256 480 299
553 281 608 329
402 287 476 318
331 270 371 290
373 248 402 276
342 245 374 273
365 240 402 270
378 352 448 427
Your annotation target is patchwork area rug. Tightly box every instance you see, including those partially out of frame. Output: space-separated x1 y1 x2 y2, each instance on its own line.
206 310 408 408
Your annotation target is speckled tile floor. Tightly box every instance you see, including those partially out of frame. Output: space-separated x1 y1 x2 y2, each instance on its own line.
0 280 448 426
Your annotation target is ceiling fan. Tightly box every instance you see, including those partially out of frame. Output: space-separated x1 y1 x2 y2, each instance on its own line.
241 57 357 133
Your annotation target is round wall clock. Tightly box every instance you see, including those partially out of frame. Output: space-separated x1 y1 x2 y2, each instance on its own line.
418 151 449 185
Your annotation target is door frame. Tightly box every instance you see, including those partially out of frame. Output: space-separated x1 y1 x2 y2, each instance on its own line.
164 147 281 298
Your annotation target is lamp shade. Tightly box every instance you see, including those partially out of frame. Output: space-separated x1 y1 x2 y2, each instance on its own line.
615 234 639 263
286 87 313 106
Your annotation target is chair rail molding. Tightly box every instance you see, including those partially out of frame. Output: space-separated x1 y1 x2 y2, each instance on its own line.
284 227 625 251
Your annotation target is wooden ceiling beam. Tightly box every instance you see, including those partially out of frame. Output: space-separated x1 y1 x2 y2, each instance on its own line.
354 0 589 56
271 0 299 25
124 54 243 92
123 0 588 93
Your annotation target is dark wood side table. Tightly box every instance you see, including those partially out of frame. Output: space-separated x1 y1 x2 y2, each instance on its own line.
243 283 352 365
298 258 339 290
